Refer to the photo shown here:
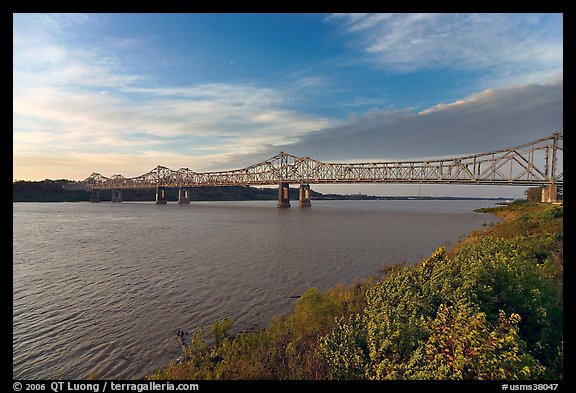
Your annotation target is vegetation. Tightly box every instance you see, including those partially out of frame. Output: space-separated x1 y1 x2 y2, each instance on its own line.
150 283 372 380
12 179 90 202
148 200 562 380
524 186 563 203
12 180 323 202
525 186 546 203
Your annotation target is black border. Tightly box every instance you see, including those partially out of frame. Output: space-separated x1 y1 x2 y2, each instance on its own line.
8 0 569 387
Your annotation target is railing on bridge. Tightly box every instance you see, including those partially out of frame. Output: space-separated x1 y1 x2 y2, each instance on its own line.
81 132 563 206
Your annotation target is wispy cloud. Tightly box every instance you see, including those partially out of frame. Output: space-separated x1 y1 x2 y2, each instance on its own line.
338 96 393 108
326 13 563 84
13 83 335 150
13 14 146 93
222 78 563 168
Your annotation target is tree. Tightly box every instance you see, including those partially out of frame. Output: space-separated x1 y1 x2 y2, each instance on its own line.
525 187 544 202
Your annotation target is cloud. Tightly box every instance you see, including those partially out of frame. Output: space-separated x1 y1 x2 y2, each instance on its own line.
13 14 145 93
13 83 335 152
326 13 563 82
217 78 562 169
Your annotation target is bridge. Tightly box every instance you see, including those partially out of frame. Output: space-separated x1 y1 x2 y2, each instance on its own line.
83 132 563 207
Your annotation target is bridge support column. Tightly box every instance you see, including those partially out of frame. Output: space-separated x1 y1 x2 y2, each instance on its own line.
178 187 190 204
541 183 558 203
277 182 290 208
298 183 311 207
111 189 123 202
90 189 101 203
156 186 168 204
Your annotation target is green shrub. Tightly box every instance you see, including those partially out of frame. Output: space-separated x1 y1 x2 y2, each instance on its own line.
405 304 543 380
319 314 368 379
320 237 562 379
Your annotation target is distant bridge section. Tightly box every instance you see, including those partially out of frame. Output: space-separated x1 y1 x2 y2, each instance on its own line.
82 132 563 206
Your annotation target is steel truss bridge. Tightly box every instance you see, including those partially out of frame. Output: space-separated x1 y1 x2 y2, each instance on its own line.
83 132 563 206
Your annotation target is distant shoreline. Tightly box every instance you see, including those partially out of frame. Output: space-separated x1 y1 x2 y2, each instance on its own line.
13 179 513 203
12 197 512 202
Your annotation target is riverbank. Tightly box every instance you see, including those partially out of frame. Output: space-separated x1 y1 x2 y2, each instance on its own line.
147 200 563 380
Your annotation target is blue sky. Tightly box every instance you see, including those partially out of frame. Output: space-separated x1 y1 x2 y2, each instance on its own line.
13 13 563 197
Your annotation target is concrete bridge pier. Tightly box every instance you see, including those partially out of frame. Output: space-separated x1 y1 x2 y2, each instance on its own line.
277 182 290 208
90 189 101 203
178 187 190 204
298 183 311 207
541 183 558 203
156 186 168 204
111 189 123 202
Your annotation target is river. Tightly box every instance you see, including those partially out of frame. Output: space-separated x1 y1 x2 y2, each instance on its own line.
13 200 500 379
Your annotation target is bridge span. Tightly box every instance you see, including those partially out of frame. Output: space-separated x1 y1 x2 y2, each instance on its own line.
83 132 563 206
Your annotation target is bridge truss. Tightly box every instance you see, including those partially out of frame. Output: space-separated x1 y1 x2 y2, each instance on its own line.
83 133 563 190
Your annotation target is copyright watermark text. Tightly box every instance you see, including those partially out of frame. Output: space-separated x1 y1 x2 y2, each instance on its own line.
12 382 199 393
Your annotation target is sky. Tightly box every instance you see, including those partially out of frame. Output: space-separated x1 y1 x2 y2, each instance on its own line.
13 13 563 197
